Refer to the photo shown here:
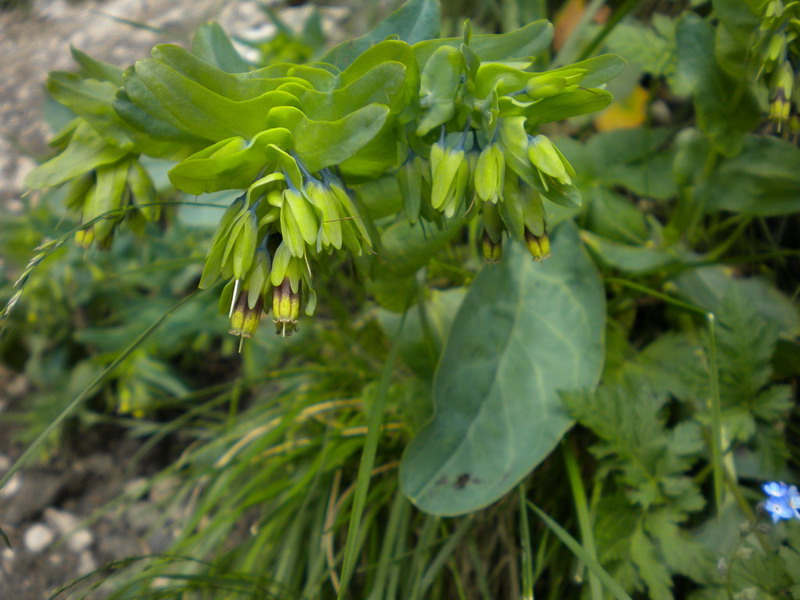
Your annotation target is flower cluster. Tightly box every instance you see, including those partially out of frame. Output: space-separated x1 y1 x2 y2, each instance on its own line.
754 0 800 130
762 481 800 522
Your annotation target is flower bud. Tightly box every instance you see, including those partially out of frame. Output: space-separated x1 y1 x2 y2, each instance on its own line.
229 289 263 339
524 228 551 261
527 135 573 187
481 229 502 263
273 277 301 337
430 136 470 217
75 226 95 248
769 61 793 127
397 153 424 224
474 142 505 203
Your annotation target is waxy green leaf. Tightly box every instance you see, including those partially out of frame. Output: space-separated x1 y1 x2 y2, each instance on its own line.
25 121 128 189
191 21 250 73
321 0 441 69
400 222 605 515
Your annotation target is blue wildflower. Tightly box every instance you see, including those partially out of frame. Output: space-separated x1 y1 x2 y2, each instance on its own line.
762 481 800 523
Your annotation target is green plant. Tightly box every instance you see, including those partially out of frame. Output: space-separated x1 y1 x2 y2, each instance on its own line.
2 0 800 599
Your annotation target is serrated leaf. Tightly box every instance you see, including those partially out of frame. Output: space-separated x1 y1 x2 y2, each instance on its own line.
400 222 605 515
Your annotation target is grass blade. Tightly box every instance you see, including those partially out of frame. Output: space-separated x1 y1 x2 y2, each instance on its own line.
337 310 408 599
527 501 632 600
563 441 602 600
0 291 200 492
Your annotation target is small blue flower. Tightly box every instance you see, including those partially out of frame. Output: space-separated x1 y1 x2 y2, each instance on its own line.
763 481 789 497
762 481 800 523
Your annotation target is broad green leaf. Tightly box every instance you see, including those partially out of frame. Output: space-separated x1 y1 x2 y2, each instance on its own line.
25 121 127 189
245 63 339 91
117 74 207 145
134 58 301 140
70 46 124 85
191 21 250 73
279 61 408 120
47 72 134 149
505 88 613 124
400 222 605 515
416 45 463 136
675 14 759 157
321 0 441 69
698 135 800 215
265 104 390 173
413 20 553 68
581 230 675 274
151 44 306 100
168 128 293 194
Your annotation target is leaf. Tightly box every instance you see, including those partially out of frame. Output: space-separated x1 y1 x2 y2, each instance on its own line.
24 121 127 189
70 46 124 85
675 14 759 157
265 104 390 173
321 0 441 69
191 22 250 73
413 20 553 68
46 72 134 149
510 88 613 125
581 230 675 274
168 129 293 195
133 58 301 140
698 135 800 215
400 222 605 516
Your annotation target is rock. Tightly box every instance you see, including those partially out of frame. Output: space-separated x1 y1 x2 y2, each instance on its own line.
2 470 67 523
0 472 21 498
76 550 97 575
44 508 94 552
23 523 54 554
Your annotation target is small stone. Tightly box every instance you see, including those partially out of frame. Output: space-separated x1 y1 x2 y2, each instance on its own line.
77 550 97 575
2 547 15 565
44 508 78 533
24 524 54 554
44 508 94 552
0 473 21 498
67 529 94 553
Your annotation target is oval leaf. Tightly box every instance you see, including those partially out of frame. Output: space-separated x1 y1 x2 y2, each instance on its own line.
400 222 605 516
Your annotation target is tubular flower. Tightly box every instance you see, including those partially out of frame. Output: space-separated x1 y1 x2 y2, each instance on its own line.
273 277 301 337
